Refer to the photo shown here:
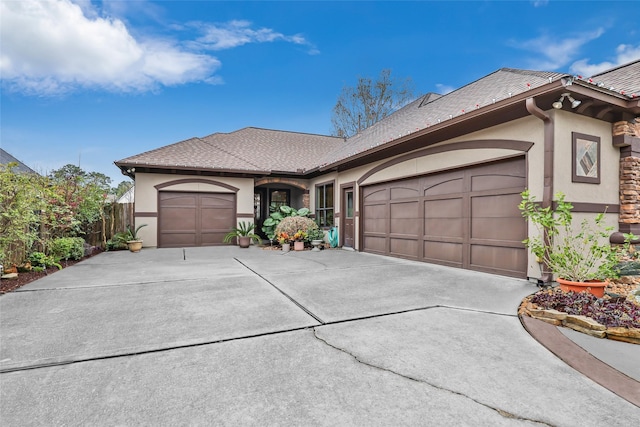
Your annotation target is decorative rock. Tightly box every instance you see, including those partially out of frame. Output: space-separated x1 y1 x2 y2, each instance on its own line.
564 323 607 338
564 315 607 331
606 327 640 340
530 316 562 326
529 309 567 320
1 273 18 280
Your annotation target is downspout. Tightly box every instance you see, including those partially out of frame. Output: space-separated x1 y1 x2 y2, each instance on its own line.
525 97 554 283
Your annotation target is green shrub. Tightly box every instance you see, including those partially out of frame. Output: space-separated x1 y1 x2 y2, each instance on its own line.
274 216 319 243
49 237 85 261
107 233 129 251
261 205 310 241
29 252 62 270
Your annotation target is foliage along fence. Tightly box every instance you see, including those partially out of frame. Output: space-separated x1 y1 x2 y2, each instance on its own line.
83 203 134 247
3 203 134 266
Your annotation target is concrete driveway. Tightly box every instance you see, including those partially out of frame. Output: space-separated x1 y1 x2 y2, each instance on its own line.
1 246 638 425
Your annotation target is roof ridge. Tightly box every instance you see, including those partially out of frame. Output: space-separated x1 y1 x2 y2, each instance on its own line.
237 126 341 139
591 59 640 77
201 134 265 171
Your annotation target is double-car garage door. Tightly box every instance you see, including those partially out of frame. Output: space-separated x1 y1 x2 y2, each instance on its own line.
158 192 235 248
361 158 527 278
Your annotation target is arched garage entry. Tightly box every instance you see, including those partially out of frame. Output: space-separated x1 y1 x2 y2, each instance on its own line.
156 179 238 248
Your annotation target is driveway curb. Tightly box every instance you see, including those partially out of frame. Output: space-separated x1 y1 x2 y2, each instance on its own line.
520 315 640 407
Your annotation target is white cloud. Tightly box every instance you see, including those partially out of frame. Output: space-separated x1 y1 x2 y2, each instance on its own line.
192 20 318 54
531 0 549 7
435 84 455 95
570 43 640 76
0 0 220 95
511 28 605 70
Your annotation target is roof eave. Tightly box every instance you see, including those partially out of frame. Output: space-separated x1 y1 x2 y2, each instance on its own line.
319 77 570 172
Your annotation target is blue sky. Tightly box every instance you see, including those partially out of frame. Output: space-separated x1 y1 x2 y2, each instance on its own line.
1 0 639 185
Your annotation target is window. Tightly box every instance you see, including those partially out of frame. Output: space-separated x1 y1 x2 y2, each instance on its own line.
316 182 334 227
269 189 290 213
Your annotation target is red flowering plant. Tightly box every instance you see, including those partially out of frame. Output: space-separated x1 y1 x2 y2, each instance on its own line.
276 232 291 245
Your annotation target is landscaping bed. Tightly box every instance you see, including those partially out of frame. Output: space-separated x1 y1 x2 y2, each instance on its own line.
0 247 103 295
519 279 640 344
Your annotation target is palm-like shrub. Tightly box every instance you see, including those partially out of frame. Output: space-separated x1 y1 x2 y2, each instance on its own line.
274 217 319 243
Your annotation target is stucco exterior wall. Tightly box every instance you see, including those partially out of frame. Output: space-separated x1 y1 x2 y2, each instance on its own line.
552 110 618 204
133 173 254 247
309 116 544 250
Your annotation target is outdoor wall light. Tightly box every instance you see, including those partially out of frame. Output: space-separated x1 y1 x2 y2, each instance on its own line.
552 92 582 109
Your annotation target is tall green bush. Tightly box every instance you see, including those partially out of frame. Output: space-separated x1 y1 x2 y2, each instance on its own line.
48 237 85 261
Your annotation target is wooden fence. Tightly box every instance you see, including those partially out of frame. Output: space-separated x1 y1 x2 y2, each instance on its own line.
83 203 134 247
2 203 135 267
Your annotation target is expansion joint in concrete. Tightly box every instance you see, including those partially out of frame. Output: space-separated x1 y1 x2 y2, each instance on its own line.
311 328 554 427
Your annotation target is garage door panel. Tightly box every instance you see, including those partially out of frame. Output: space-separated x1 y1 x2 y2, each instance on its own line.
390 201 419 235
390 186 419 199
471 193 523 217
424 241 462 264
363 236 386 253
425 218 464 239
159 191 236 248
363 204 387 234
472 217 526 241
362 157 526 278
471 174 526 192
423 178 464 196
363 188 388 202
470 245 527 276
390 238 418 259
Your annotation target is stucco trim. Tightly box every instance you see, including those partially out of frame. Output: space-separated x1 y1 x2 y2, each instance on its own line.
136 212 158 217
154 178 239 192
237 213 255 218
357 139 533 185
254 177 308 190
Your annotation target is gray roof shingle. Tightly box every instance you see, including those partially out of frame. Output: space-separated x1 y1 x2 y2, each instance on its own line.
117 128 343 174
117 62 639 176
0 148 37 174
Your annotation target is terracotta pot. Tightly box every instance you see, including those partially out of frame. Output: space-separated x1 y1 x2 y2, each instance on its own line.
282 243 290 253
294 241 304 251
238 236 251 248
127 240 143 253
556 277 607 298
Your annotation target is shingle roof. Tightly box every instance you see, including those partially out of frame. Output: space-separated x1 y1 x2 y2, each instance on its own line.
117 62 640 176
116 128 343 174
590 59 640 96
320 68 566 166
0 148 37 174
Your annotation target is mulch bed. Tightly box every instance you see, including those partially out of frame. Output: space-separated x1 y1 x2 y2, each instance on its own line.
0 248 103 295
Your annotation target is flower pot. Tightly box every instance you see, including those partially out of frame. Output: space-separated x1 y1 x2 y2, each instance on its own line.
556 277 607 298
127 240 143 253
238 236 251 248
294 241 304 251
311 239 323 251
282 243 290 253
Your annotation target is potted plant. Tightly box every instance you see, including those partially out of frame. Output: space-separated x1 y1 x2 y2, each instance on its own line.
223 221 261 248
308 228 325 251
276 232 291 252
292 230 307 251
120 224 148 253
519 190 632 297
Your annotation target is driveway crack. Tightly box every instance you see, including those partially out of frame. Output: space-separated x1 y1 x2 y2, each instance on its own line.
311 328 554 426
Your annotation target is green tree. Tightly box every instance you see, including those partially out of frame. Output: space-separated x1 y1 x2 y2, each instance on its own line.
331 69 415 138
112 180 133 199
0 163 46 265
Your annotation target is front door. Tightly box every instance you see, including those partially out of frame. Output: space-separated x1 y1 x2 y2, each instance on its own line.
342 186 355 248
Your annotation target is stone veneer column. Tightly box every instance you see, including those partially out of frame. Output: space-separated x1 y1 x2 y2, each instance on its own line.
302 191 310 209
612 118 640 243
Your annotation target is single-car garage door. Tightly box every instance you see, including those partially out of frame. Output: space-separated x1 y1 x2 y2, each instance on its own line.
361 157 527 278
159 191 235 248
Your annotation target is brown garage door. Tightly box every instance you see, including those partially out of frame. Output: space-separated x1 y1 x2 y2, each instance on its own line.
361 157 527 278
159 192 235 248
